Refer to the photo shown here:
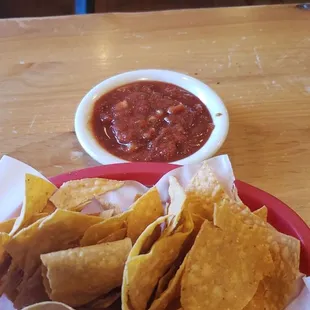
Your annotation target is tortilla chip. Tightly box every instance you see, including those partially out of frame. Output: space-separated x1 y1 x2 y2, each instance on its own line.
134 194 142 201
0 249 11 281
122 216 169 310
22 301 74 310
127 187 163 243
216 199 301 309
14 266 49 309
100 209 114 219
0 218 16 233
181 203 274 310
155 264 178 298
0 262 22 300
253 206 268 221
122 181 193 310
49 178 124 210
96 198 122 215
0 232 11 252
0 214 49 279
0 232 11 276
10 174 56 236
80 213 128 246
185 161 231 221
41 238 132 307
149 257 186 310
243 282 273 309
244 273 303 310
81 187 163 246
244 230 301 309
213 202 274 276
42 201 56 214
84 289 121 309
111 205 122 216
0 215 48 276
140 224 163 255
165 177 187 234
123 208 193 310
5 210 103 278
30 213 49 223
98 228 127 244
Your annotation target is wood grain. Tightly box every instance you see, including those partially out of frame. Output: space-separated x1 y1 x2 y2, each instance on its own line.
0 5 309 225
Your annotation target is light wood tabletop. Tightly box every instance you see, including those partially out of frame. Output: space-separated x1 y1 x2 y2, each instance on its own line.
0 4 309 225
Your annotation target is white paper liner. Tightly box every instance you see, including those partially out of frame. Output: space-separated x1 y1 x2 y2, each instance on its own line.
0 155 308 309
0 156 48 222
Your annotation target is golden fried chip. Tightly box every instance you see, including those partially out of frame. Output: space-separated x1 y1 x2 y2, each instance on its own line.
122 182 192 310
10 174 56 236
181 204 274 310
122 216 169 310
42 201 56 214
134 194 142 202
0 262 22 301
98 228 127 244
165 177 186 234
149 257 186 310
155 264 178 298
0 232 12 277
14 266 49 309
185 161 231 220
244 231 301 309
185 161 250 224
100 209 114 219
253 206 268 221
242 284 264 309
5 210 103 278
0 232 11 252
0 215 48 278
22 301 74 310
217 199 301 309
0 215 48 276
41 238 132 307
139 224 162 255
81 213 128 246
0 218 16 233
214 202 274 276
96 198 122 215
49 178 124 210
28 212 50 224
220 200 270 230
85 289 121 309
123 209 193 310
127 187 163 243
111 205 122 216
81 187 163 246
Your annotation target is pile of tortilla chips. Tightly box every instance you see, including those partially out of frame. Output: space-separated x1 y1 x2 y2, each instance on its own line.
0 160 302 310
122 162 302 310
0 175 163 309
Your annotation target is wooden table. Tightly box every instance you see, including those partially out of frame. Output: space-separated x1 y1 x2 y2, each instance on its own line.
0 4 309 225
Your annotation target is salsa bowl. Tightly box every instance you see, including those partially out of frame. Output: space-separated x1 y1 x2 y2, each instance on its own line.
75 69 229 165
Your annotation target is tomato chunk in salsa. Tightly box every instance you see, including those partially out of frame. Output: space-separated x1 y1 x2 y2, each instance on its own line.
91 81 214 162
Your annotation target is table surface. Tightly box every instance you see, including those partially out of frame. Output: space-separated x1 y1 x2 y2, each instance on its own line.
0 4 309 225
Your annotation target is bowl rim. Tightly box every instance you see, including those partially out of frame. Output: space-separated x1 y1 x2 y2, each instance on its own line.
50 162 310 274
74 69 229 165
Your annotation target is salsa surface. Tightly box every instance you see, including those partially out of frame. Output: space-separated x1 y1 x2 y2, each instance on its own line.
91 81 214 162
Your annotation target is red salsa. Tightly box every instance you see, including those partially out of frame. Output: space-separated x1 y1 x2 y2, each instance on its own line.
91 81 214 162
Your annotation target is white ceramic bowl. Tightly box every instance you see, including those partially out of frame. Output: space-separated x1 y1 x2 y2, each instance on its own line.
75 69 229 165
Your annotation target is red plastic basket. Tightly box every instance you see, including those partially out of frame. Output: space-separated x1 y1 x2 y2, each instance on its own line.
50 162 310 275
